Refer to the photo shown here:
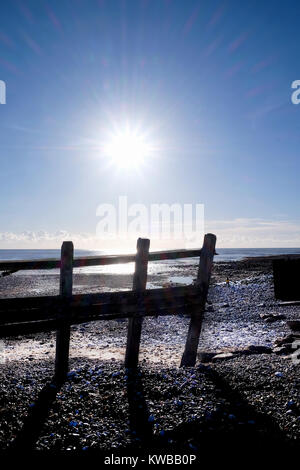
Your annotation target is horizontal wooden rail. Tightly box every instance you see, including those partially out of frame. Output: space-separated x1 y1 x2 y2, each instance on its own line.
0 248 202 272
0 285 200 325
0 300 203 338
0 284 199 311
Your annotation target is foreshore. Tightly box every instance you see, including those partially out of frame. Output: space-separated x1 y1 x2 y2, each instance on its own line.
0 257 299 453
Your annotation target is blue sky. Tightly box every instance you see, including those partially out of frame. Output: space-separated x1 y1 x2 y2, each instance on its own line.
0 0 300 249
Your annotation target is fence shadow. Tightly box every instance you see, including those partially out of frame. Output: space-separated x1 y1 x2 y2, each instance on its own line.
126 369 154 445
5 363 296 456
9 379 60 451
160 365 296 454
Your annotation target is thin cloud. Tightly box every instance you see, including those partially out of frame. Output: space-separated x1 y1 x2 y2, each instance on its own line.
1 218 300 249
206 218 300 247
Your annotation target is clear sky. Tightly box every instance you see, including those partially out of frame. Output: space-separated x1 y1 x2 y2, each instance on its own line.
0 0 300 249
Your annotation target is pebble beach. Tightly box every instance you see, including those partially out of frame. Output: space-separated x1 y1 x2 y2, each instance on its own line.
0 257 299 455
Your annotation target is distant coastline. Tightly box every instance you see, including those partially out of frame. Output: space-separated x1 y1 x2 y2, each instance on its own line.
1 247 300 264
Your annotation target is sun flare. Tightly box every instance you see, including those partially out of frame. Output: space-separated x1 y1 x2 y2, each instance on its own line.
103 129 152 169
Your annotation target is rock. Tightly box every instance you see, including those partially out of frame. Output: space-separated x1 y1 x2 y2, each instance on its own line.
273 346 291 355
212 353 235 362
260 313 286 322
226 345 272 356
274 371 283 378
197 351 216 363
205 305 214 312
275 314 286 320
287 400 296 408
67 371 77 380
287 320 300 332
275 334 298 346
200 345 272 362
69 420 79 427
266 316 286 323
244 345 272 354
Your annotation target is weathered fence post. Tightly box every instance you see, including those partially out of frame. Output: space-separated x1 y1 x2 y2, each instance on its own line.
125 238 150 368
180 233 216 367
54 241 73 384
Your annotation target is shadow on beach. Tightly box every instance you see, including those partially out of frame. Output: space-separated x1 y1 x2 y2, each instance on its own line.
7 364 297 457
9 380 61 451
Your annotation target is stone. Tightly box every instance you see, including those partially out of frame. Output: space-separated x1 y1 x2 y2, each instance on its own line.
260 313 286 322
287 320 300 332
197 351 216 363
275 334 297 346
205 305 214 312
274 371 283 378
273 346 290 355
212 352 235 362
244 345 272 354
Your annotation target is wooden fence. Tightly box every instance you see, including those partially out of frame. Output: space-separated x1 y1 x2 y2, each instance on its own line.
0 233 216 384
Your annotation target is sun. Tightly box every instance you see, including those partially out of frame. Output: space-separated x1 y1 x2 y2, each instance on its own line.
103 128 152 169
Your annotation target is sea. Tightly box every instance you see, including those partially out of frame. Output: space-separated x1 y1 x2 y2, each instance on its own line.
0 248 300 276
